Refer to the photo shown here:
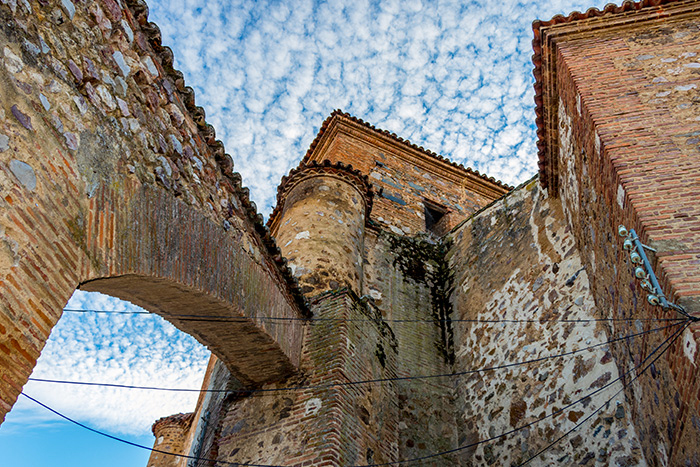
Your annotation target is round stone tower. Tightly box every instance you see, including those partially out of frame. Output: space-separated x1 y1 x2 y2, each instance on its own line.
268 160 373 297
147 412 194 467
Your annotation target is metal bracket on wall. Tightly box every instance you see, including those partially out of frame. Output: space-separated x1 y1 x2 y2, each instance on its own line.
618 225 693 320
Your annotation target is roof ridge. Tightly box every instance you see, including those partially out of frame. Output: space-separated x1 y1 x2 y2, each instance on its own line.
303 110 512 191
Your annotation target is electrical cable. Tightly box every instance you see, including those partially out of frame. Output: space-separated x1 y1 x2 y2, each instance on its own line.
357 319 690 466
22 320 689 467
20 393 271 467
515 320 690 466
28 320 684 395
62 307 684 325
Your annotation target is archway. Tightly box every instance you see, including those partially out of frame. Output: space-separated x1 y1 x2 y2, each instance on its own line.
0 181 306 424
0 289 210 467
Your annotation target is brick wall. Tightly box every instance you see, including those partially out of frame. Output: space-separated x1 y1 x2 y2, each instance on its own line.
186 290 398 466
0 0 305 423
535 1 700 463
362 227 459 463
298 112 510 238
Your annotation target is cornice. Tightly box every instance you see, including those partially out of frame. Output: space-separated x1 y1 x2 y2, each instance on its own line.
151 412 194 435
267 160 374 235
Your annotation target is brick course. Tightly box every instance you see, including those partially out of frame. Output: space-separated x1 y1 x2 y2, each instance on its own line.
0 0 306 423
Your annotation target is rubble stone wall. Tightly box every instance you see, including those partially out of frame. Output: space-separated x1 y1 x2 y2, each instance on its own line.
446 179 645 466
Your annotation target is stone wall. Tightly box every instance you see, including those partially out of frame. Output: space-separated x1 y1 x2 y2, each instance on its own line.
534 2 700 463
184 112 510 466
362 227 459 463
446 179 645 465
0 0 305 423
271 162 371 297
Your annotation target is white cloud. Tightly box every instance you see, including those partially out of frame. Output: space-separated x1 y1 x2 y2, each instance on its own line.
17 291 209 436
156 0 608 209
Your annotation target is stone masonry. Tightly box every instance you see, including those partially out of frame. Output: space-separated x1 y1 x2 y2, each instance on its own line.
1 1 700 466
0 0 307 423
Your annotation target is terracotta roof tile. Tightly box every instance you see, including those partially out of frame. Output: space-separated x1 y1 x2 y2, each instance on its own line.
124 0 309 315
304 110 512 191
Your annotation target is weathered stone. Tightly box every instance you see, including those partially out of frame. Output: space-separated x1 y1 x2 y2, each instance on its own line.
96 85 116 111
616 405 626 419
60 0 75 19
83 57 100 81
121 20 134 43
67 59 83 82
3 46 23 73
112 51 130 77
102 0 122 21
8 159 36 190
73 95 88 115
39 93 50 111
0 134 9 152
10 105 33 130
64 132 78 151
21 39 40 57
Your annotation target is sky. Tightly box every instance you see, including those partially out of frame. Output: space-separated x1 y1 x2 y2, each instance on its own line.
0 0 611 465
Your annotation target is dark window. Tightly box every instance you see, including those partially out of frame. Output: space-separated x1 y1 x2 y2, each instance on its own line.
424 200 447 234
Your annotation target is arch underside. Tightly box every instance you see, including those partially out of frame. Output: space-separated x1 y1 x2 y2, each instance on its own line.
81 275 296 387
82 184 306 387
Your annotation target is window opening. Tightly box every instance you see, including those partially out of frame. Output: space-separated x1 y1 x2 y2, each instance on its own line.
424 200 447 234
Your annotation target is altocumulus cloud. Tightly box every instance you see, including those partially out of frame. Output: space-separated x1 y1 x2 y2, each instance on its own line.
148 0 609 216
15 291 209 436
16 0 618 437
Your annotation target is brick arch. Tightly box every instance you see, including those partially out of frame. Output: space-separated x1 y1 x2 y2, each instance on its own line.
82 182 306 384
0 179 306 424
0 0 308 427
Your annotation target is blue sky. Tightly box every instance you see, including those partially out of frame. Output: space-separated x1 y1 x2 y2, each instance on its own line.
0 0 610 465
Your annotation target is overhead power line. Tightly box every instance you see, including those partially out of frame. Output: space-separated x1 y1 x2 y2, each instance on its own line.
62 307 684 325
364 320 690 466
20 393 270 467
29 320 684 395
515 320 689 466
22 320 689 467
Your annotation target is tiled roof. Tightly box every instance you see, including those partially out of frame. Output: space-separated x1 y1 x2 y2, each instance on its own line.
531 0 684 190
304 110 513 191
